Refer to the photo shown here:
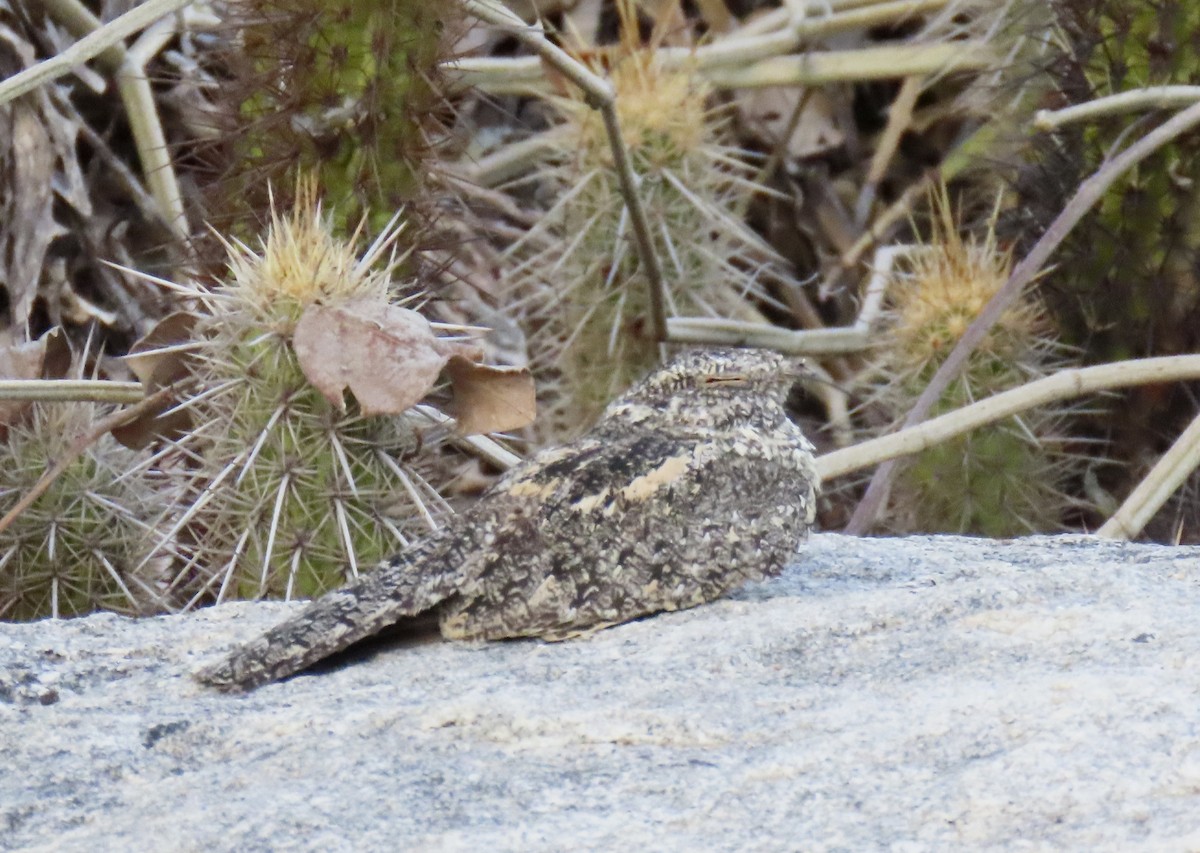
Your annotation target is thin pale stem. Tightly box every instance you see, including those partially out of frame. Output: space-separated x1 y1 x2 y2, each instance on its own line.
1035 86 1200 131
1097 410 1200 540
818 356 1200 480
0 380 144 404
0 0 193 103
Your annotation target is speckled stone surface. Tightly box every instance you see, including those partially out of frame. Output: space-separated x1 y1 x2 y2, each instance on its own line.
3 534 1200 851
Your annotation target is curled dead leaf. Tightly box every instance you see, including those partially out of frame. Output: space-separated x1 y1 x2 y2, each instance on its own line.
124 312 197 388
0 327 69 437
444 355 536 436
0 327 68 382
113 312 198 449
293 298 482 417
40 328 72 381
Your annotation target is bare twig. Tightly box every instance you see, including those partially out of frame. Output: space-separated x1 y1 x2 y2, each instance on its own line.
664 0 957 67
1097 410 1200 540
667 244 900 352
450 0 961 91
413 404 522 470
738 0 949 38
450 41 990 94
703 42 988 88
817 356 1200 481
459 0 669 341
667 318 869 352
460 0 611 97
0 0 192 102
1035 86 1200 131
120 19 193 236
0 380 144 404
40 0 127 72
847 97 1200 533
451 126 571 188
856 75 923 226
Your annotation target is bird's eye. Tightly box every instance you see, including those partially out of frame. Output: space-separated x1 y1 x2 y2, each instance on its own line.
703 374 746 386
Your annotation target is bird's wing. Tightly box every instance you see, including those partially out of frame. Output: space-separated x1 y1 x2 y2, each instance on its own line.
486 430 706 519
193 525 473 691
437 429 727 641
194 429 693 690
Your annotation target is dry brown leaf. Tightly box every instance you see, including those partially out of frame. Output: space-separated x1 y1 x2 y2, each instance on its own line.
39 327 71 381
0 327 68 437
124 312 197 388
444 355 536 435
293 298 482 417
0 16 87 333
2 92 62 328
113 312 198 449
0 327 65 382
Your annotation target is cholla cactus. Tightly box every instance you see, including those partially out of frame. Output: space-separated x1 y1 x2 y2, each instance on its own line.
201 0 455 237
142 186 468 608
502 4 778 440
0 398 151 620
866 191 1077 535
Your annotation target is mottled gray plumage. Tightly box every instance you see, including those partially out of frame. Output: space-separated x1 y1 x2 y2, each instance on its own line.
195 348 819 690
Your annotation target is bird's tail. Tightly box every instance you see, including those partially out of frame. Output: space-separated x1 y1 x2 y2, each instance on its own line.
193 538 460 691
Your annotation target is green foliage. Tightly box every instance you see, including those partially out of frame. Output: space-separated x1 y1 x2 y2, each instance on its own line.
1026 0 1200 360
889 381 1072 536
989 0 1200 536
210 0 453 236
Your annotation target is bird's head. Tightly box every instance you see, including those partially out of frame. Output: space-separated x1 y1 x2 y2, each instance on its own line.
603 348 805 431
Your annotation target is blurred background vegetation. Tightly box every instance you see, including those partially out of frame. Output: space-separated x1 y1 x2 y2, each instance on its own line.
3 0 1200 619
